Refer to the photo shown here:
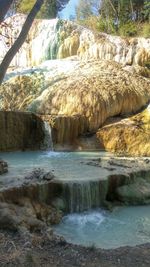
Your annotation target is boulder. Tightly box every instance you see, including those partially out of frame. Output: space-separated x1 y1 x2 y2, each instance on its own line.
117 180 150 205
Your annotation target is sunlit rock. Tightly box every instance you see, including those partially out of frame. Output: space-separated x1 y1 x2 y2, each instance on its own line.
97 106 150 156
28 60 150 131
0 14 150 68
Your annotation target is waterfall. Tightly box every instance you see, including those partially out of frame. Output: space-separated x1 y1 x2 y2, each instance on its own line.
62 180 108 213
43 121 53 150
0 16 60 67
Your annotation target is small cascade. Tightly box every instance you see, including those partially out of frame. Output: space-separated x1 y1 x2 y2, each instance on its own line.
62 180 108 213
43 121 53 150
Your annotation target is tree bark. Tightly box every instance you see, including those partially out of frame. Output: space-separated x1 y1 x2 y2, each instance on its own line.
0 0 14 24
0 0 44 84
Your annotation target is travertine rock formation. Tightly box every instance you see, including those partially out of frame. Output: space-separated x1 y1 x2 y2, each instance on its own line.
0 74 44 111
0 15 150 68
97 106 150 156
78 32 150 66
1 59 150 150
29 60 150 131
0 111 45 151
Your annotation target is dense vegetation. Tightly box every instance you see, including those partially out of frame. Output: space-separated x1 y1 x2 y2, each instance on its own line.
75 0 150 37
15 0 69 19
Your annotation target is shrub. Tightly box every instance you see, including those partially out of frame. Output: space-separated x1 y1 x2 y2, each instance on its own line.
141 23 150 38
96 18 116 34
118 21 138 37
76 16 99 31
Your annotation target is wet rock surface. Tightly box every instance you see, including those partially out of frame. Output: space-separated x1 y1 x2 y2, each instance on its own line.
85 157 150 205
0 111 45 151
0 160 8 174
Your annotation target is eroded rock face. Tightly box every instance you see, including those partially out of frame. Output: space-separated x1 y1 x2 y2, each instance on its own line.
97 106 150 156
0 169 63 231
0 111 45 151
41 114 89 145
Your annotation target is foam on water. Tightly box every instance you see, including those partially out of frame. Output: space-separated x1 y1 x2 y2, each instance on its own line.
54 206 150 249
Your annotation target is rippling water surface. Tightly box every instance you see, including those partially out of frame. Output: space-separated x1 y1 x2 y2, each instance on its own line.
54 206 150 249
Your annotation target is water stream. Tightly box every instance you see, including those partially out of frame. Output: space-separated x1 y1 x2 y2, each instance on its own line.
43 121 54 150
0 151 150 249
54 206 150 249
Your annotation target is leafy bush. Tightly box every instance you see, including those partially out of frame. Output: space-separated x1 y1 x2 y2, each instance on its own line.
97 18 116 34
118 21 138 37
76 16 99 31
141 23 150 38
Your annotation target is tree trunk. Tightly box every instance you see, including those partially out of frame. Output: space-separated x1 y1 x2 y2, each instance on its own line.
0 0 14 24
0 0 44 84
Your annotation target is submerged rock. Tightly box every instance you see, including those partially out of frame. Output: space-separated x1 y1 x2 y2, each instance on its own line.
0 160 8 174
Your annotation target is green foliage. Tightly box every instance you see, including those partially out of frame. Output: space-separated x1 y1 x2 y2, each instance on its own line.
141 23 150 37
16 0 70 19
17 0 57 18
76 15 98 31
75 0 99 20
118 21 138 37
142 1 150 22
97 18 116 34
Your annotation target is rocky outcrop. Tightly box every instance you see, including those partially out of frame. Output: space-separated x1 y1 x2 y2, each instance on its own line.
1 15 150 68
0 169 63 231
0 160 8 174
0 111 45 151
29 60 150 132
97 106 150 156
